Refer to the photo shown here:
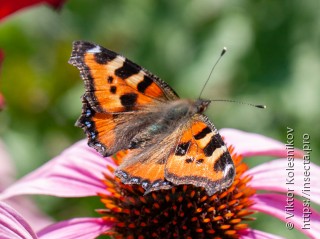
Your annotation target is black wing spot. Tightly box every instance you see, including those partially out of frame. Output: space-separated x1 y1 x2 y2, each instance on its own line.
196 158 204 164
107 76 113 83
175 141 191 156
110 86 117 94
194 126 211 140
115 59 141 79
120 93 138 111
94 52 117 64
137 76 153 93
203 135 224 157
185 158 194 163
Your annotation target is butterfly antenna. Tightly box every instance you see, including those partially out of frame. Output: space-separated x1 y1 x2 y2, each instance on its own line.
210 99 266 109
198 47 227 99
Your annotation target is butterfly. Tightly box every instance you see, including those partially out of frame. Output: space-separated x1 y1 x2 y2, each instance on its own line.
69 41 235 196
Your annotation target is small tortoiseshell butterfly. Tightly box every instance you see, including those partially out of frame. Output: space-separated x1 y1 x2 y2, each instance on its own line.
69 41 235 196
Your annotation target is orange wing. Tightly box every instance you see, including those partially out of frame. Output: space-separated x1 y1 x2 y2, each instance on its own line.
76 96 174 156
165 114 235 196
69 41 179 155
69 41 178 113
115 151 172 194
114 126 181 194
75 98 120 156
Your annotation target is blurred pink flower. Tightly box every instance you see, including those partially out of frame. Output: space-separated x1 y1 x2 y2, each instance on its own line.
0 129 319 238
0 140 53 231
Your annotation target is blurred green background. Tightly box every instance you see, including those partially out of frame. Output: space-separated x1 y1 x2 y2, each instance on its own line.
0 0 319 238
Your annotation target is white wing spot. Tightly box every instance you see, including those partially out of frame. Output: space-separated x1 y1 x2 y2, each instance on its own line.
87 46 101 53
223 163 234 177
221 145 227 152
117 55 126 61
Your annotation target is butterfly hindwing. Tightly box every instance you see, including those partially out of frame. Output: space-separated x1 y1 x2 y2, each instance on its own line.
165 114 235 196
114 131 180 194
115 150 172 194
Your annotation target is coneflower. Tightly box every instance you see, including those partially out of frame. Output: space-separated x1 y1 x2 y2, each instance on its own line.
0 129 319 239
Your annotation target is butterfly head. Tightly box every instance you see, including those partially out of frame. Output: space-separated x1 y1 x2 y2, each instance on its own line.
195 99 211 113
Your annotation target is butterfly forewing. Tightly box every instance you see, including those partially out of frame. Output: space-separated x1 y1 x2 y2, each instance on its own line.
75 98 116 155
69 41 178 113
165 114 235 196
70 41 179 155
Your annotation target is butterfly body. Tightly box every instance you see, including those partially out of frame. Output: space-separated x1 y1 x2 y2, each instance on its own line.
128 98 210 148
69 41 235 196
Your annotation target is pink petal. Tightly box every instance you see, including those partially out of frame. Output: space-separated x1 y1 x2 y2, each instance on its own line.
4 197 53 231
0 140 114 200
252 193 320 239
247 158 320 205
239 229 285 239
220 128 304 158
0 202 38 239
37 217 112 239
0 140 53 230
